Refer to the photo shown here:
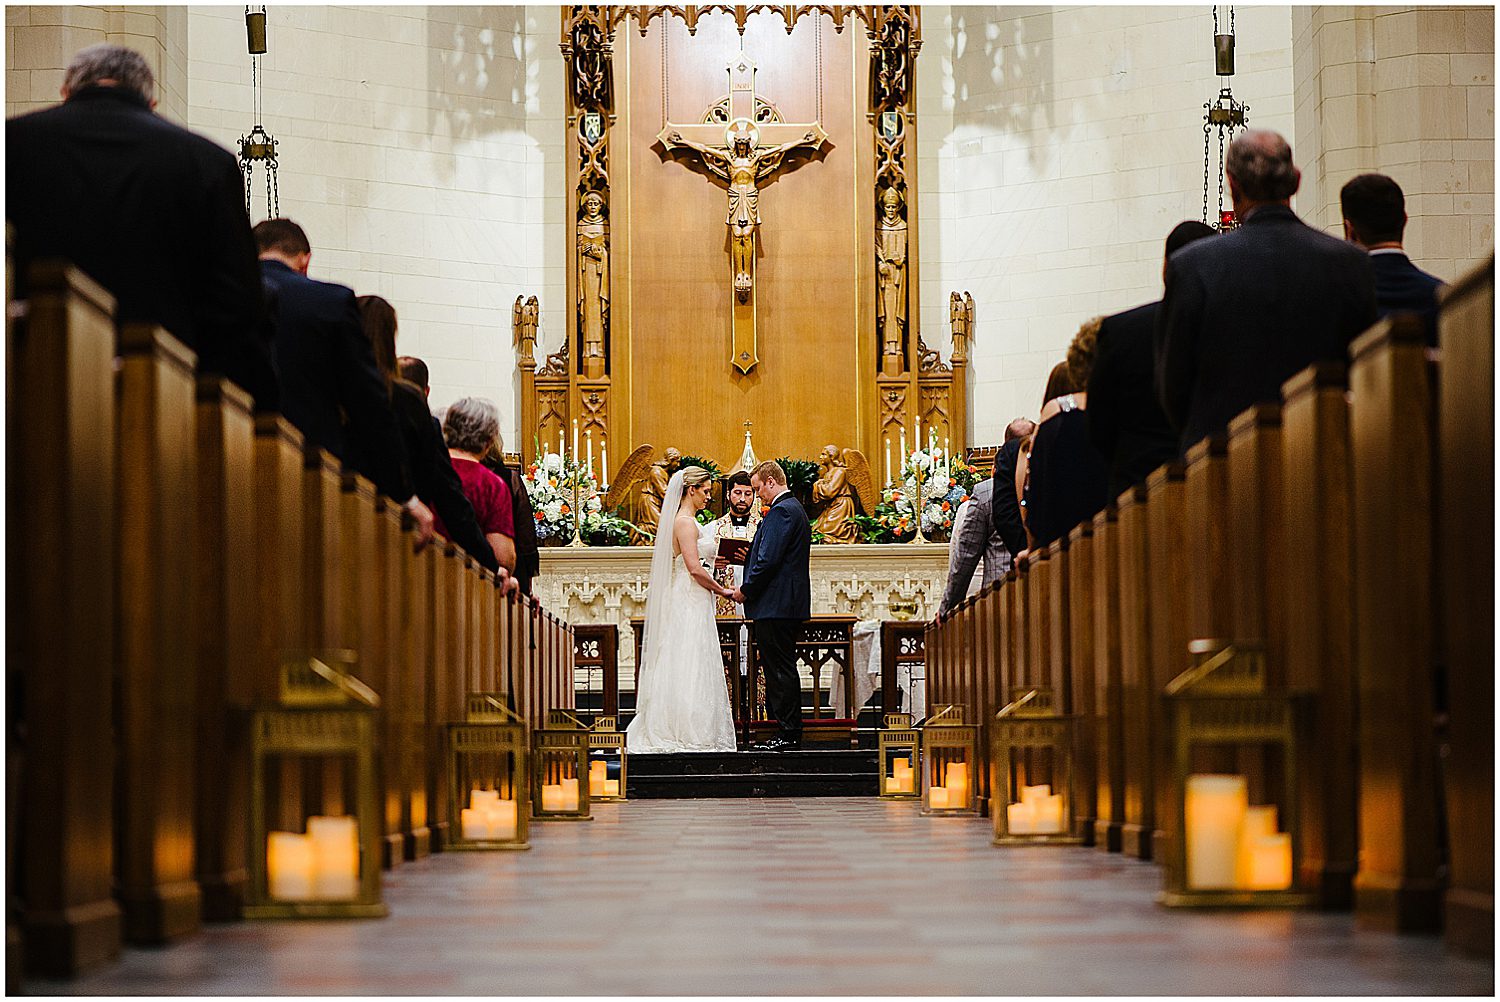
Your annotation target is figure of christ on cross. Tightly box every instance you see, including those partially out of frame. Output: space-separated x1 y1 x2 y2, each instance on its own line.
657 55 828 374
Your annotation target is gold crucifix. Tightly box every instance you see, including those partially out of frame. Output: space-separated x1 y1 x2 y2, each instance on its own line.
657 55 828 374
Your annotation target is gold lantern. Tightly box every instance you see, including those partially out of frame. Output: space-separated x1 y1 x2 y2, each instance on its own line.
992 688 1083 845
878 712 921 799
920 705 980 816
588 715 627 802
245 655 386 919
532 709 593 821
445 693 530 850
1160 640 1312 908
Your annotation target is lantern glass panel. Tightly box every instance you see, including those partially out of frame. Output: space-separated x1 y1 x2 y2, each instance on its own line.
878 713 920 799
588 716 627 801
533 712 592 820
920 706 979 816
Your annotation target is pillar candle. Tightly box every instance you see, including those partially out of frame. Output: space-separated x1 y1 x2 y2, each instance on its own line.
461 807 488 841
914 413 921 453
1021 784 1051 806
572 419 579 458
267 831 315 901
1035 794 1066 834
470 789 500 811
928 786 950 810
944 762 969 807
589 760 608 796
885 439 892 484
1007 801 1036 834
601 443 609 488
558 429 565 459
1185 774 1248 890
602 779 620 797
489 799 518 839
1242 833 1292 890
308 815 360 901
586 430 594 478
900 428 907 460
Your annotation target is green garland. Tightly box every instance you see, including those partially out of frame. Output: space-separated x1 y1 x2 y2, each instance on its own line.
776 456 819 495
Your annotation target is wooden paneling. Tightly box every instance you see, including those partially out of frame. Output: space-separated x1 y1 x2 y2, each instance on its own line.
114 325 202 944
13 264 122 975
1348 316 1442 933
621 15 867 463
1436 256 1495 955
1280 362 1357 910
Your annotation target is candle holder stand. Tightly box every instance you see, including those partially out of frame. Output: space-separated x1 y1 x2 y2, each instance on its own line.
587 715 628 802
567 462 588 548
877 712 921 799
1160 640 1312 908
920 705 980 816
992 688 1084 845
245 655 387 919
909 455 929 545
445 693 531 850
532 709 593 821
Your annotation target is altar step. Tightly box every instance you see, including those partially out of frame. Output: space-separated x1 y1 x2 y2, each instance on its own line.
626 749 878 799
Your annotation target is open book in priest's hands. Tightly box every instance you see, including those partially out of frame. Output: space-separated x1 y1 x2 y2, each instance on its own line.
716 536 752 567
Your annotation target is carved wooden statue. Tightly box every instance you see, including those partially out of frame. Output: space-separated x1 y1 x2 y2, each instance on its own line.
637 447 682 533
876 185 909 376
578 191 609 377
812 445 876 545
513 296 534 369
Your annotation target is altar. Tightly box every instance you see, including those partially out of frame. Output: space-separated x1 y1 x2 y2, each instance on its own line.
534 542 948 677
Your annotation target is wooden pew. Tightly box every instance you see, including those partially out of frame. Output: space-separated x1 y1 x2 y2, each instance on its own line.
1436 256 1495 955
404 529 434 861
998 568 1018 713
304 446 346 656
253 417 306 689
1184 435 1232 640
1091 505 1125 852
1348 315 1442 933
974 584 1002 812
1143 464 1188 866
373 497 406 869
1066 522 1097 844
1279 362 1358 910
426 541 464 851
114 324 202 943
1115 484 1154 861
193 378 257 920
12 264 122 975
1227 405 1287 682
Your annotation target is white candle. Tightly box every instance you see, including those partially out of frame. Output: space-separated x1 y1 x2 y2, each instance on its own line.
561 777 579 810
1242 833 1292 890
586 430 594 478
944 762 969 808
589 760 608 797
602 779 620 797
914 414 921 453
900 428 907 459
1007 801 1036 834
601 442 609 489
928 786 950 810
470 789 500 811
267 831 315 901
489 799 518 838
461 807 488 840
558 428 564 458
1035 794 1066 834
572 419 579 458
1021 784 1051 806
1186 774 1248 890
885 438 892 484
308 815 359 901
541 784 562 812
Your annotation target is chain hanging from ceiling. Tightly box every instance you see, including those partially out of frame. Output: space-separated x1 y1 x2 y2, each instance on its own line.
1202 4 1249 232
238 5 280 220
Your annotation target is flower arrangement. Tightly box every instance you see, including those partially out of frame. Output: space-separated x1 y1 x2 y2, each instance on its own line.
854 447 970 543
521 451 602 545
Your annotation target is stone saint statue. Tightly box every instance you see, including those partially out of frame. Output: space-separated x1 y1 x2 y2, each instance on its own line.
876 186 908 372
811 445 861 544
577 191 609 373
665 126 824 302
638 447 682 532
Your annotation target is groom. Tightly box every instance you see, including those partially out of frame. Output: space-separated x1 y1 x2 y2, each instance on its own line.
732 460 812 751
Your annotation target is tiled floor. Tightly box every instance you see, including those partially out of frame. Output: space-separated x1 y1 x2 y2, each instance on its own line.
28 799 1494 996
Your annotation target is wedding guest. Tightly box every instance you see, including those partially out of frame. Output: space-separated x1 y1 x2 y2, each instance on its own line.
940 457 1012 617
1340 173 1445 345
1022 320 1111 551
1089 220 1217 499
356 297 498 573
398 355 431 396
481 441 540 595
441 397 518 572
1156 130 1375 452
7 44 277 408
256 218 434 545
989 417 1035 560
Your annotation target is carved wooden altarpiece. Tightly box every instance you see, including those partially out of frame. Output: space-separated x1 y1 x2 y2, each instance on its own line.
521 5 966 481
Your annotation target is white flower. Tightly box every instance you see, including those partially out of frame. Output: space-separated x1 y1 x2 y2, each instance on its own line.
542 453 564 475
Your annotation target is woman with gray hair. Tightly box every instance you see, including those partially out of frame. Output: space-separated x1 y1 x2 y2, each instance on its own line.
439 397 517 572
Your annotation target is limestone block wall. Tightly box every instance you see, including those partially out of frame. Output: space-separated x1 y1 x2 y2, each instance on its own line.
1293 5 1493 281
915 5 1297 445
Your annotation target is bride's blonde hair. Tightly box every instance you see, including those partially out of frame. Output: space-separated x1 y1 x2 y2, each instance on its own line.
680 465 714 489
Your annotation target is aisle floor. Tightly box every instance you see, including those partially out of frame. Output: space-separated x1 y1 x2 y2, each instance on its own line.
28 798 1494 996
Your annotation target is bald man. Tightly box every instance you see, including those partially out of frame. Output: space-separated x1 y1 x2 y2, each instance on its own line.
1155 129 1376 452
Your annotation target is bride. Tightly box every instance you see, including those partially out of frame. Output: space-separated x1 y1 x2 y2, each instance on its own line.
626 466 739 753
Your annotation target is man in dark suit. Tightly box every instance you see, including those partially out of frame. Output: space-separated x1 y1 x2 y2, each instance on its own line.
733 461 813 751
6 43 277 409
1156 130 1376 452
1340 173 1445 346
1089 221 1216 499
989 417 1034 560
255 218 434 543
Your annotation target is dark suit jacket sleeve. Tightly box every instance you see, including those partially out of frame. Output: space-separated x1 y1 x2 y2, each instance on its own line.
1155 256 1203 433
331 289 415 502
740 506 792 601
197 149 280 411
1086 324 1121 464
419 411 499 572
990 439 1027 558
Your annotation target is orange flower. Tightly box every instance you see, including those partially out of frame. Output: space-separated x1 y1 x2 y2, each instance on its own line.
534 511 545 522
549 478 558 487
560 504 571 515
941 501 951 512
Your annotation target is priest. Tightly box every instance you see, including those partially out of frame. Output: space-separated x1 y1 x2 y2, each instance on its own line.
711 471 762 617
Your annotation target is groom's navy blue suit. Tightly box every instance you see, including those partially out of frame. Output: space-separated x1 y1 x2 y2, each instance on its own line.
741 490 812 744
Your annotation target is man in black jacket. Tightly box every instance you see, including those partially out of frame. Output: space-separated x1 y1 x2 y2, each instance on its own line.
989 417 1034 559
255 219 433 543
6 44 277 409
1088 221 1216 499
1156 130 1376 453
1340 173 1446 346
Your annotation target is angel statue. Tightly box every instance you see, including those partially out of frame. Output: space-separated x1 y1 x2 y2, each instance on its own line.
602 444 683 539
811 445 877 545
664 122 828 302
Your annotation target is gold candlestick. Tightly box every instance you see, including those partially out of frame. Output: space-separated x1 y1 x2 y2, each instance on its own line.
910 452 929 545
568 463 588 548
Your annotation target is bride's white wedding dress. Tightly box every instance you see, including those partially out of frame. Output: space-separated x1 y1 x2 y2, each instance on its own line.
626 517 737 753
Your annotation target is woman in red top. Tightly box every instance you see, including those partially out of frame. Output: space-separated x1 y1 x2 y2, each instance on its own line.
438 396 517 572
